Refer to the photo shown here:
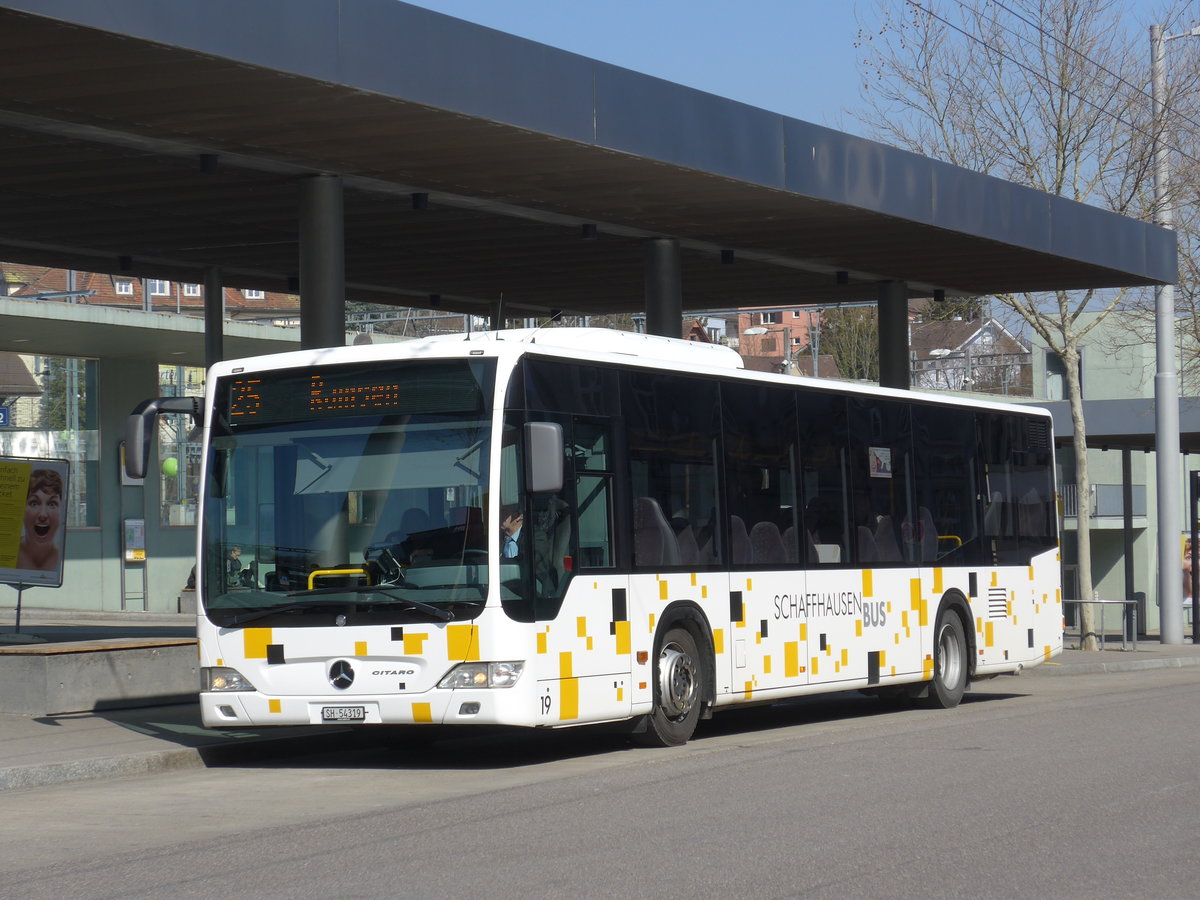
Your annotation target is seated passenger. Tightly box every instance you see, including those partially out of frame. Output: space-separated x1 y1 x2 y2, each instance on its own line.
501 504 524 559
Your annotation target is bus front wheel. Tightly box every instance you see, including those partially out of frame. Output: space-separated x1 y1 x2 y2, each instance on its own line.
634 626 703 747
919 607 968 709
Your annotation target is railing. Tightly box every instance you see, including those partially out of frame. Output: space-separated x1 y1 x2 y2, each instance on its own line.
1062 598 1138 650
1059 483 1147 518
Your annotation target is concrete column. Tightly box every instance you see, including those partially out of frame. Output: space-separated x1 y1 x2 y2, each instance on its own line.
877 280 910 390
298 174 345 350
644 238 682 338
203 266 224 367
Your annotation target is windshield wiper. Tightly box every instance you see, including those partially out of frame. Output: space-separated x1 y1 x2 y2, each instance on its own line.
224 601 351 627
287 584 455 621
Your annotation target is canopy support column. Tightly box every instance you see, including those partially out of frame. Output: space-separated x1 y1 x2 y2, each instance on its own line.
644 238 682 338
299 174 345 350
877 280 910 390
203 266 223 367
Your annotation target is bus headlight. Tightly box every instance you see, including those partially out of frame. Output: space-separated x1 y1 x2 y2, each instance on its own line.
438 661 524 689
201 666 256 692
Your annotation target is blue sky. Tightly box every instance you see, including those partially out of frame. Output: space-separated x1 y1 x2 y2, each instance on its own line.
403 0 1192 137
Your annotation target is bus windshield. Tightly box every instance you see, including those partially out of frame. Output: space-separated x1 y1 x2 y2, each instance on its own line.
200 358 496 626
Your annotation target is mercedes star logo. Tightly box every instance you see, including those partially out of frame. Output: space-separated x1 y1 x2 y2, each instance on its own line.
329 659 355 690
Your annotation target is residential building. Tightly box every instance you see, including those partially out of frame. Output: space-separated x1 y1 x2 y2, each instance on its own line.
1029 310 1199 635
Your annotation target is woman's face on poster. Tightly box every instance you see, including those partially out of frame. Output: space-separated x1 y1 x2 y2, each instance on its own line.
24 488 61 548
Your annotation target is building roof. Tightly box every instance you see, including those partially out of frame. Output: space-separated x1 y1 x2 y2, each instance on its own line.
0 350 41 398
0 0 1177 326
909 317 1026 359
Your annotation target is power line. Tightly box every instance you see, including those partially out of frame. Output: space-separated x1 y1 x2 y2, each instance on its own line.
900 0 1200 170
978 0 1200 140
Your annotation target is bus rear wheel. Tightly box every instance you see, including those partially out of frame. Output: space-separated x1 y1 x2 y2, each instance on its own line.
919 607 968 709
634 626 703 747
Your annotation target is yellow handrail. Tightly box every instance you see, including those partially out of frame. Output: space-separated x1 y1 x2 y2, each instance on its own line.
307 567 371 591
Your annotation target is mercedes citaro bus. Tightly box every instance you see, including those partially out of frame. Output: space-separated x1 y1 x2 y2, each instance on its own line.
126 328 1062 746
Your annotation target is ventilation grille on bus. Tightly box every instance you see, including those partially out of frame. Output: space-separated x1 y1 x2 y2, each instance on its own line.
989 586 1008 619
1025 419 1051 449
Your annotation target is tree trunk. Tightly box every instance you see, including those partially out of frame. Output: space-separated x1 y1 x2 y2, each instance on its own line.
1062 345 1098 650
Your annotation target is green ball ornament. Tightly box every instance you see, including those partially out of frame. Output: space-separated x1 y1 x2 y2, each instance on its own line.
162 456 179 477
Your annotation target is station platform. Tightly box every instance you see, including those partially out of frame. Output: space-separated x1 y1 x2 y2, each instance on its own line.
3 605 1200 792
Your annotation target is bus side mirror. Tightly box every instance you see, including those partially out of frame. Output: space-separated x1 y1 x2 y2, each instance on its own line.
125 397 204 479
524 421 563 494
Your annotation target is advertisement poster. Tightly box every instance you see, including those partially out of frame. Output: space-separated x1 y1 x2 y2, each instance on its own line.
0 457 69 588
868 446 893 479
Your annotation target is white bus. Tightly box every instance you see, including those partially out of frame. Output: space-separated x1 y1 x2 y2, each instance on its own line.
127 328 1062 746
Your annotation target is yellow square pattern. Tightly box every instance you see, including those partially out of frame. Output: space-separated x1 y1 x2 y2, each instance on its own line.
403 632 428 655
785 642 799 678
446 624 479 661
615 620 631 655
243 628 273 660
560 679 579 720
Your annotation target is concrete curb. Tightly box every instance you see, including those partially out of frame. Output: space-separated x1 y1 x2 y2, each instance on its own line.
0 728 357 793
0 746 206 792
1030 655 1200 676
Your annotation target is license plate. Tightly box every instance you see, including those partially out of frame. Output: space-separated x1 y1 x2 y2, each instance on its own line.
321 705 366 722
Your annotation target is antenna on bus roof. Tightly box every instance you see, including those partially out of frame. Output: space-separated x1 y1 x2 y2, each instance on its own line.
525 308 563 344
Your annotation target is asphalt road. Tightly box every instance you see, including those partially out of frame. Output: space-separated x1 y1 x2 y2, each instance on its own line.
2 668 1198 899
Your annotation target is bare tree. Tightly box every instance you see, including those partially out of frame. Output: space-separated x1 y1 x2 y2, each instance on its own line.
822 307 880 381
855 0 1191 648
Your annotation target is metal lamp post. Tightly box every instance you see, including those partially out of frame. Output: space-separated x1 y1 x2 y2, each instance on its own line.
1151 23 1200 643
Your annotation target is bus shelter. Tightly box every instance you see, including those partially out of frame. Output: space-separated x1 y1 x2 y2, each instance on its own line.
0 0 1178 614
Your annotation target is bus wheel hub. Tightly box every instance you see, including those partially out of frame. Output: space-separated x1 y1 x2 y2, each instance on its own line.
659 643 698 716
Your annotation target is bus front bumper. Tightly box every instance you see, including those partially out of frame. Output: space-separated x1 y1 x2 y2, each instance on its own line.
199 687 536 729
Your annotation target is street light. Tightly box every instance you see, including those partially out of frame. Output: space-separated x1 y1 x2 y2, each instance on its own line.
1150 23 1200 644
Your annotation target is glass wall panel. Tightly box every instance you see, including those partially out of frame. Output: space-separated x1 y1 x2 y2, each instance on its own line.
0 353 99 527
157 364 206 526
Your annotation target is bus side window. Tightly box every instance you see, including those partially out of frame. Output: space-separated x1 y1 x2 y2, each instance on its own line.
623 371 720 570
797 392 850 566
912 405 981 565
978 412 1056 564
526 413 578 617
721 381 800 567
847 397 913 566
574 420 614 568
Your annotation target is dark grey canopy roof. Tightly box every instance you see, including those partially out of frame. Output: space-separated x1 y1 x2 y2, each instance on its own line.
0 0 1176 320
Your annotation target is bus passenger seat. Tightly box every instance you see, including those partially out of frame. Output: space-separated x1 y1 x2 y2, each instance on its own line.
729 515 751 565
750 521 787 565
781 525 801 564
804 528 820 564
857 526 878 563
633 497 681 567
873 516 902 562
919 507 939 561
676 524 701 566
983 491 1003 536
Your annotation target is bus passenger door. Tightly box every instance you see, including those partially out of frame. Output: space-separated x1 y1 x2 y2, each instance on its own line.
525 414 633 726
